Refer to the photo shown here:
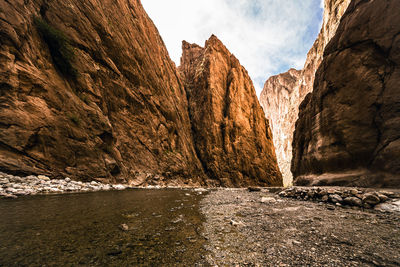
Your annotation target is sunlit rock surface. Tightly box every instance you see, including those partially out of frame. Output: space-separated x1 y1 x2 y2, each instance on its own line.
0 0 206 185
179 36 282 187
260 0 351 186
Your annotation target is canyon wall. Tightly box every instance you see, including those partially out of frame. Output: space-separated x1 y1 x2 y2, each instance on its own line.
0 0 282 187
292 0 400 187
0 0 207 185
260 0 351 185
179 36 282 187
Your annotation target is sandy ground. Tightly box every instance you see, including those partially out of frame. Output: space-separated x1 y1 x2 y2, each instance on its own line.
200 188 400 266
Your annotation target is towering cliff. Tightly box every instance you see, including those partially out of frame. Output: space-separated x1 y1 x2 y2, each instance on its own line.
260 0 351 185
292 0 400 187
179 36 282 187
0 0 206 185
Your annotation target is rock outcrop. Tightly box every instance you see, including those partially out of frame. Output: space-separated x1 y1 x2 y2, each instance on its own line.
179 36 282 187
292 0 400 187
260 69 301 186
260 0 351 185
0 0 206 185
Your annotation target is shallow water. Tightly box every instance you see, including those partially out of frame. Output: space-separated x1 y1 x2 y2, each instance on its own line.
0 189 207 266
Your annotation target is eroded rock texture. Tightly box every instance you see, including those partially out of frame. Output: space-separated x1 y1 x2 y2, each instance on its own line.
260 69 301 186
260 0 351 185
292 0 400 187
0 0 206 185
179 36 282 187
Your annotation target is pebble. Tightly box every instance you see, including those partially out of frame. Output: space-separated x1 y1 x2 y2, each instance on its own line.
230 220 244 227
113 184 126 190
37 175 50 181
261 197 277 203
330 194 343 203
194 188 208 192
119 223 129 231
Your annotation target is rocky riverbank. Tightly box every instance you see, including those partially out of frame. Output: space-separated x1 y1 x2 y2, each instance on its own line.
201 188 400 266
0 172 127 199
278 187 400 212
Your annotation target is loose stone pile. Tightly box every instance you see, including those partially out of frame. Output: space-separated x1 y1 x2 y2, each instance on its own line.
278 187 400 209
0 172 126 199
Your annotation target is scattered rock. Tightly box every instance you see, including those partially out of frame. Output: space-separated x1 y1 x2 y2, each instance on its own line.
119 224 129 231
230 220 244 227
362 193 380 206
343 197 362 207
194 188 208 193
278 186 398 210
38 175 50 181
113 184 126 190
261 197 277 203
377 194 389 202
0 172 128 199
292 240 301 245
374 200 400 213
329 194 343 203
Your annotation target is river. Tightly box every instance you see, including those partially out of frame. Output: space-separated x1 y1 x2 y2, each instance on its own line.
0 189 207 266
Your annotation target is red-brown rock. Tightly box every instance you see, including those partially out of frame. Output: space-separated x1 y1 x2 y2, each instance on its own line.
0 0 206 185
292 0 400 187
179 36 282 187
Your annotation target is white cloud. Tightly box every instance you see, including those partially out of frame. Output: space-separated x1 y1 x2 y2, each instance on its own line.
142 0 323 97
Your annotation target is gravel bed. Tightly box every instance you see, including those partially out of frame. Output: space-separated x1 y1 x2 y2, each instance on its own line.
200 188 400 266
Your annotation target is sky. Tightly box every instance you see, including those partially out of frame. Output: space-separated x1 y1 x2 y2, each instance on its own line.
142 0 324 97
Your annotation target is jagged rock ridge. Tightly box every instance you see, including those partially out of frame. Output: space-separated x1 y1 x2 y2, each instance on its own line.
292 0 400 187
179 36 282 187
0 0 206 185
260 0 351 185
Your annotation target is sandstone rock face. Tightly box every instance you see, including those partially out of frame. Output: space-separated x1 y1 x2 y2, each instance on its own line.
0 0 206 185
259 69 301 186
179 36 282 187
260 0 351 185
292 0 400 187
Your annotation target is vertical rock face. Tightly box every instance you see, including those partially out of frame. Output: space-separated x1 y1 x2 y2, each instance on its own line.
179 36 282 187
292 0 400 187
259 69 301 186
260 0 351 185
0 0 205 185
